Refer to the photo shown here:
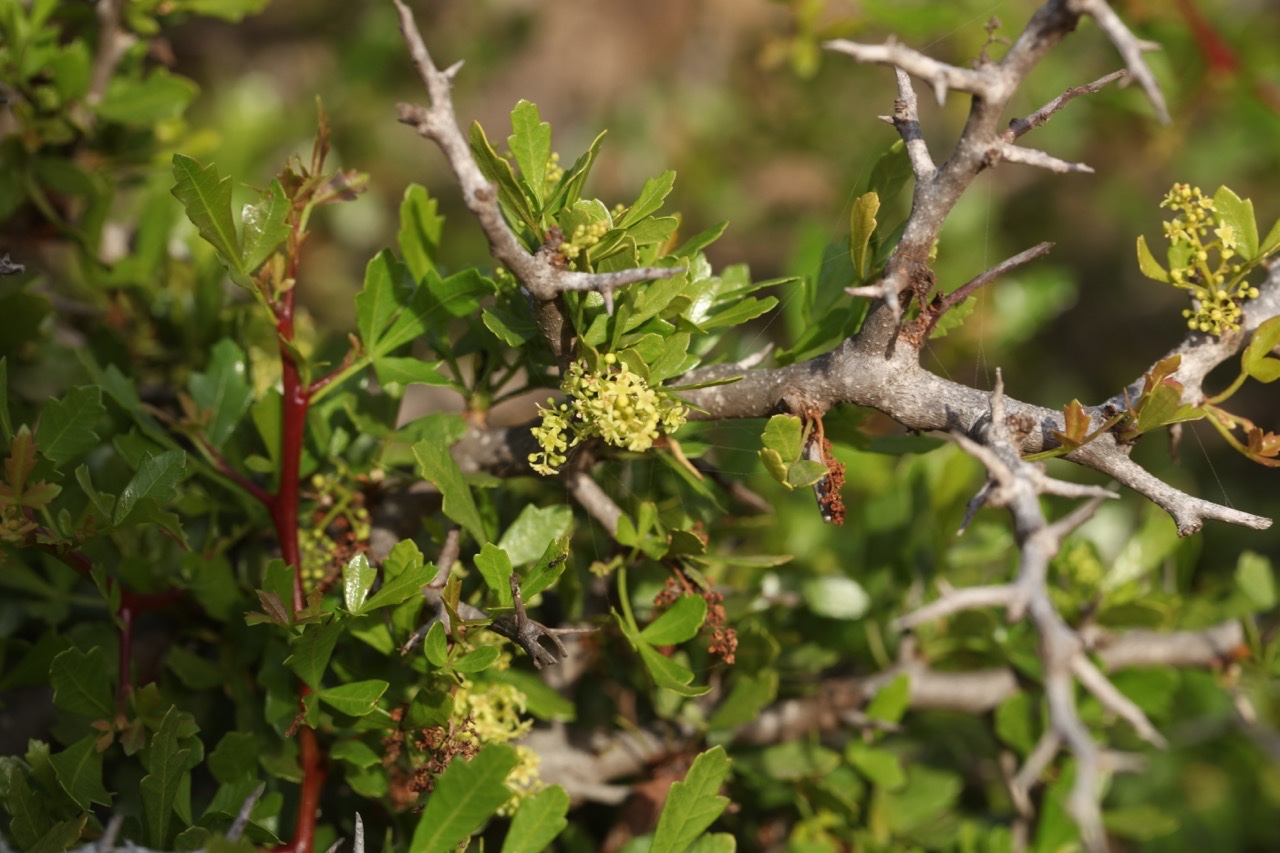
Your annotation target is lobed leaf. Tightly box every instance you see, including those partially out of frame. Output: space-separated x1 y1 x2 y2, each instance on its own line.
239 178 291 273
652 746 732 852
113 450 186 526
36 385 105 466
188 339 253 450
398 183 445 282
414 439 487 544
508 100 552 209
170 154 242 274
140 707 192 849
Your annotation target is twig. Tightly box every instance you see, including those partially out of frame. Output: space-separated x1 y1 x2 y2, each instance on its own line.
910 242 1055 342
1004 69 1129 139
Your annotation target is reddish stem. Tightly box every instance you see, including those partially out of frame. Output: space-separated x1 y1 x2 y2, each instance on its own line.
268 227 321 853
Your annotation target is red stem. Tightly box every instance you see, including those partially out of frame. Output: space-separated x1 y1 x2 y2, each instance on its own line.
269 227 322 853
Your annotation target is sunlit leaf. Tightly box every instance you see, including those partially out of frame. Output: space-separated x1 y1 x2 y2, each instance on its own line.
170 154 242 274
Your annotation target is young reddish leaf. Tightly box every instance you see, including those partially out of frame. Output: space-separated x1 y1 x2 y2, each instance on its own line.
1052 399 1091 449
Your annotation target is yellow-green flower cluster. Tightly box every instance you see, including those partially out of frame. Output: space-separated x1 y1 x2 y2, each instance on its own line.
454 681 542 813
1160 183 1260 335
558 219 610 264
529 357 688 475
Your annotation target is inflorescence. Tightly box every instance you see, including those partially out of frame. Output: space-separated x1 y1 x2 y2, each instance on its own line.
1160 183 1260 336
529 356 687 475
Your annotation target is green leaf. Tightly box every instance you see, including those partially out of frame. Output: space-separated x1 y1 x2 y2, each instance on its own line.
171 154 243 274
482 305 537 347
618 170 676 230
28 817 88 853
423 621 449 668
846 742 905 790
96 69 198 125
1261 216 1280 257
317 679 389 717
865 139 911 204
50 646 113 718
342 553 377 613
36 385 105 466
208 732 258 784
758 448 789 488
1135 234 1169 282
285 619 344 689
399 183 445 282
452 645 502 673
546 130 606 213
373 356 451 388
240 179 291 273
640 594 707 646
355 249 417 356
470 121 541 238
700 296 778 332
652 746 731 853
188 339 253 449
114 450 186 526
522 533 572 600
141 706 193 849
1243 315 1280 383
359 560 435 615
414 439 486 544
1236 551 1276 610
331 739 382 769
4 764 52 849
1214 185 1259 260
476 543 515 607
785 459 829 490
761 414 803 462
865 673 910 723
497 504 574 567
502 785 570 853
637 644 709 696
508 100 552 208
49 735 113 809
850 191 880 280
708 669 778 730
410 744 518 853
